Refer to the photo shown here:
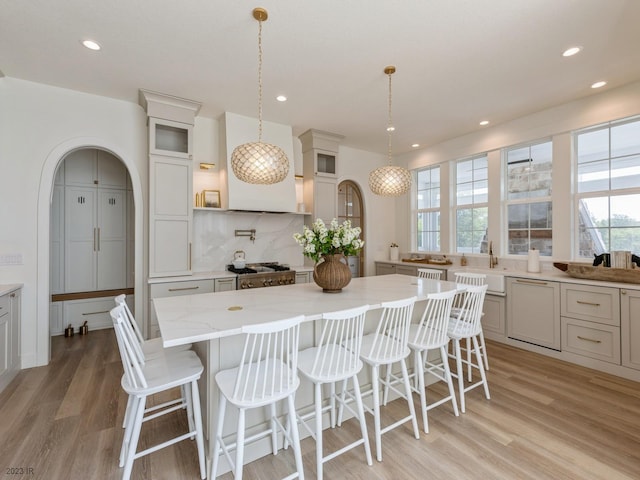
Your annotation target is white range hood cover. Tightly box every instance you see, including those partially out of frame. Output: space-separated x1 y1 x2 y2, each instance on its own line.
220 112 297 213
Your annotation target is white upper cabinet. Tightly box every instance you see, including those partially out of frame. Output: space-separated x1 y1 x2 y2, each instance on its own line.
140 90 201 278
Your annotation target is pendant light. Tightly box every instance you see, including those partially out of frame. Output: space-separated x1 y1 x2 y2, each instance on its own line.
231 7 289 185
369 66 412 196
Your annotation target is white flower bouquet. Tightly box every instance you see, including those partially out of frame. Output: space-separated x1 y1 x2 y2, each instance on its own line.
293 218 364 263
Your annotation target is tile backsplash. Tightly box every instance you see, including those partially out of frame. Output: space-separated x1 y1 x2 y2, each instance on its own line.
192 211 306 272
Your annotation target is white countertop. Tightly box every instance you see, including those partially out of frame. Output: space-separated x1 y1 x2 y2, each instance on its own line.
376 259 640 291
153 274 462 347
0 284 23 296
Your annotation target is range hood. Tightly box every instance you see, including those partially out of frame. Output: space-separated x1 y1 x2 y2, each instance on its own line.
220 112 297 213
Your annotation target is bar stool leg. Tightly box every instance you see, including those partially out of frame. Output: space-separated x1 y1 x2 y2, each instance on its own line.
287 394 305 480
352 374 373 466
190 380 207 479
400 359 420 439
210 395 227 479
440 345 459 418
235 408 246 480
315 382 324 480
371 365 383 462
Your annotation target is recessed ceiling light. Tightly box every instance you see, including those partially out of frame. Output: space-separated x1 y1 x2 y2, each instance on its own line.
81 40 101 51
386 126 395 132
562 46 582 57
276 95 287 102
411 143 420 148
591 81 607 89
479 120 490 126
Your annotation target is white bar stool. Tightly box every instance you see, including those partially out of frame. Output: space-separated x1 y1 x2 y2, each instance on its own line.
210 315 305 480
404 289 459 433
295 305 373 479
342 296 420 462
447 284 490 413
453 273 490 373
110 305 206 480
114 294 193 430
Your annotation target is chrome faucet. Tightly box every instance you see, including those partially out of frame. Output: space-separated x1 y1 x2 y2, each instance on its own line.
489 241 498 268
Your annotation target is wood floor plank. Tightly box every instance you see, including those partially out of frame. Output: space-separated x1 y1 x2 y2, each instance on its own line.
1 330 639 480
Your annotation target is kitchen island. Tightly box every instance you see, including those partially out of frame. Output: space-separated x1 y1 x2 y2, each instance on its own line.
153 274 461 474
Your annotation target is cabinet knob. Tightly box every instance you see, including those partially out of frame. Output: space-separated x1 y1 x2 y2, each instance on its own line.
621 289 627 295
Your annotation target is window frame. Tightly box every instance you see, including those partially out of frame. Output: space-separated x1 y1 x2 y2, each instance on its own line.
573 116 640 259
503 139 553 257
453 154 489 254
415 164 441 252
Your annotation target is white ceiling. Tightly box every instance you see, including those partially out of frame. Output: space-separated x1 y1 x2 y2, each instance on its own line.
2 0 640 155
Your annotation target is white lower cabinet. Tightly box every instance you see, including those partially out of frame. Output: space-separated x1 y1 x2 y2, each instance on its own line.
621 288 640 370
0 288 21 393
507 277 560 350
375 263 396 276
561 317 620 364
482 294 506 336
295 271 311 284
561 283 621 364
214 277 236 292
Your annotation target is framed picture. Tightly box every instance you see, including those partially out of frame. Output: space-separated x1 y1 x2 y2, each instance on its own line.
203 190 220 208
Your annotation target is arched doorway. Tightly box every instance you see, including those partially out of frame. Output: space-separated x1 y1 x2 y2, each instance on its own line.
37 137 144 366
338 180 365 277
49 148 135 336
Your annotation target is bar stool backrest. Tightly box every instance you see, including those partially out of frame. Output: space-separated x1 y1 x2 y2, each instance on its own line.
367 296 416 363
110 304 148 390
453 272 487 310
417 268 442 280
114 294 146 364
454 272 487 286
449 284 488 338
411 290 456 347
311 304 370 380
232 315 304 404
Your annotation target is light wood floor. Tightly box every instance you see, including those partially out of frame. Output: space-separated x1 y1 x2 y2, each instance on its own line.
1 329 639 480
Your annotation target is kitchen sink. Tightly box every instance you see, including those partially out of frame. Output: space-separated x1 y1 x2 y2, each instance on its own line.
448 267 506 294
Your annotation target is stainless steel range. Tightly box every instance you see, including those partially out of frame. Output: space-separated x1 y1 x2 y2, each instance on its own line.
227 262 296 289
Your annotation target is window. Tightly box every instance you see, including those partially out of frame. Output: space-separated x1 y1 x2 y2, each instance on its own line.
575 117 640 258
455 155 488 253
416 166 440 251
505 140 553 255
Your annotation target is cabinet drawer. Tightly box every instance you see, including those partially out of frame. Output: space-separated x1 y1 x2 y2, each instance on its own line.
150 279 214 298
561 317 620 364
63 298 115 331
561 283 619 326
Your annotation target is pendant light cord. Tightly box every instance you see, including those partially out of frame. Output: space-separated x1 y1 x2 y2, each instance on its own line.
257 18 263 143
387 71 393 166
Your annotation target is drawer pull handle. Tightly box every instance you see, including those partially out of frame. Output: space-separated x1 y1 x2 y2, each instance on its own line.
576 300 600 307
168 286 200 292
577 335 601 344
516 279 548 286
82 310 110 316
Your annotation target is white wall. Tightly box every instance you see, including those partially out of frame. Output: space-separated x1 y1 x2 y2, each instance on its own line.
338 146 397 276
0 78 147 367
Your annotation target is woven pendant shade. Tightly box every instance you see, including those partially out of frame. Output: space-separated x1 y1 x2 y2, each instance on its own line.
231 7 289 185
231 141 289 185
369 165 412 196
369 65 411 196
